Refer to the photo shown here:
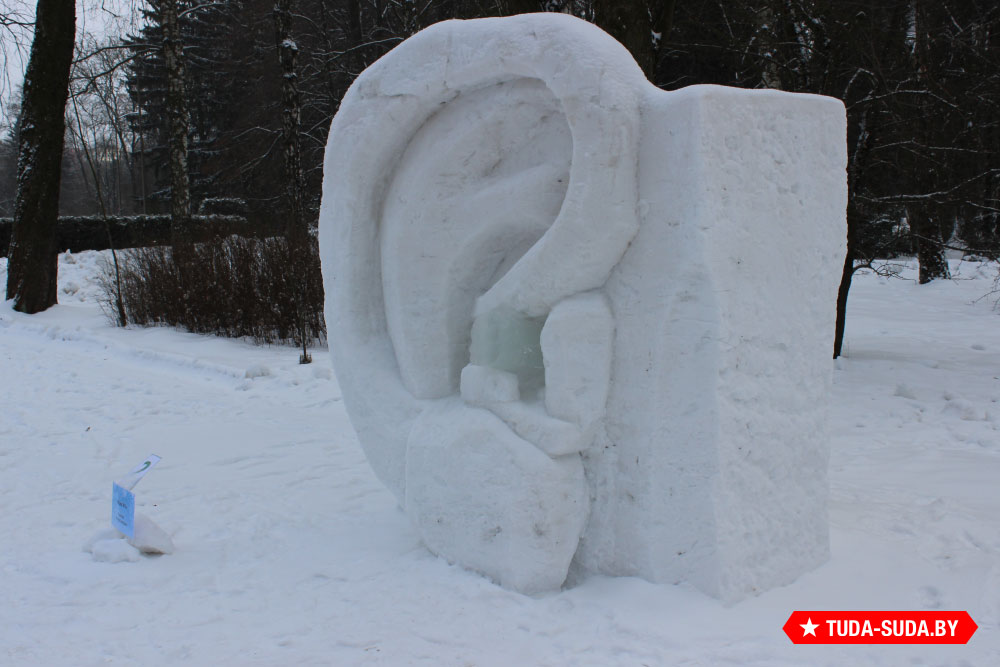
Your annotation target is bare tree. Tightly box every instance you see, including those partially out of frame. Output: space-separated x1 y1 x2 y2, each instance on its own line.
0 0 34 125
273 0 317 363
5 0 75 313
161 0 192 260
905 0 950 283
273 0 307 242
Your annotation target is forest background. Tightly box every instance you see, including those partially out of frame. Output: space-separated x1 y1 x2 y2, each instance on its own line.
1 0 998 356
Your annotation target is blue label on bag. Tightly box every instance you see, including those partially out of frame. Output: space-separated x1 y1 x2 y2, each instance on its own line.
111 482 135 538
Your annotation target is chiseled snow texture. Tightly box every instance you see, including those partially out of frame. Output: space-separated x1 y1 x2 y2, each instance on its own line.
540 292 614 428
460 364 519 406
581 85 847 600
320 13 845 600
405 398 588 594
2 251 1000 665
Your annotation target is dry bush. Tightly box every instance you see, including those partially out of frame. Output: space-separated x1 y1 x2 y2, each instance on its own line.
98 235 325 348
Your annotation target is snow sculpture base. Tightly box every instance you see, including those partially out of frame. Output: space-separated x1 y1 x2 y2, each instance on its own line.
319 13 846 602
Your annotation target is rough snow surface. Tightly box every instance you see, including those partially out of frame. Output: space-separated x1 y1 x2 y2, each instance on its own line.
586 84 847 600
319 13 844 599
1 251 999 664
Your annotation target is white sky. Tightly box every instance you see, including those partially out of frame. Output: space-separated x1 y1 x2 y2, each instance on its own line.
1 0 138 132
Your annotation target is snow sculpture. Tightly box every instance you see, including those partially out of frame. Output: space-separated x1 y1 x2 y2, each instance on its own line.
319 13 847 601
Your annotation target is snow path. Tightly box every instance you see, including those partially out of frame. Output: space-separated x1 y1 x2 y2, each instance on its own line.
1 252 999 665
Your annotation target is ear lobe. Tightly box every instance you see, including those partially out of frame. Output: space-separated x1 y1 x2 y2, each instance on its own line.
404 399 589 594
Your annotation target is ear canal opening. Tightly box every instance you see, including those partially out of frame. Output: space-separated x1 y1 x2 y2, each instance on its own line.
469 305 548 397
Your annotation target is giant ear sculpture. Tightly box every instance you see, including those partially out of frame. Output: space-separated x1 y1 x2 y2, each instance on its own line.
319 13 847 601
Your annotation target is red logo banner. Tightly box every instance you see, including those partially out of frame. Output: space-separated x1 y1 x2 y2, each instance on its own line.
783 611 978 644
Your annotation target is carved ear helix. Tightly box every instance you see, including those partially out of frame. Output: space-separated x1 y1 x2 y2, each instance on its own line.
320 14 643 593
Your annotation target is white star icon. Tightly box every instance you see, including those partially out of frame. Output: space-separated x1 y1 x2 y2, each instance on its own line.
800 618 819 637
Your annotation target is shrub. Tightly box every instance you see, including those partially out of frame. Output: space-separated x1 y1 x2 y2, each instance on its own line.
98 234 325 349
198 198 248 217
0 214 264 257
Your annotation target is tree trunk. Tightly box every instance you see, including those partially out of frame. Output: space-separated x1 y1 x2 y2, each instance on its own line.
833 251 852 358
347 0 363 49
274 0 316 362
591 1 675 80
910 206 950 284
274 0 308 243
907 0 949 283
4 0 76 313
757 4 782 89
162 0 193 260
834 105 874 359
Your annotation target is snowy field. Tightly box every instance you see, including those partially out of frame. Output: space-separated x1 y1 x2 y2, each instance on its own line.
2 251 999 666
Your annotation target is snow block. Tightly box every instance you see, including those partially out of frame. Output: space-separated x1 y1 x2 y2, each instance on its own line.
127 512 175 555
460 364 520 406
576 85 846 602
320 13 846 600
541 292 614 428
405 400 588 594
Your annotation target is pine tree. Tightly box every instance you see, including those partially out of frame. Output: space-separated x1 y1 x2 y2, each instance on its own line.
125 0 239 212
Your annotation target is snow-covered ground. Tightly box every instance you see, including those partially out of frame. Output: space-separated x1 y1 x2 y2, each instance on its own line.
1 251 998 666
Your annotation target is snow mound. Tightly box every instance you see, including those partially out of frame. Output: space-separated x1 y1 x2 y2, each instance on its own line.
245 364 271 379
82 513 174 562
89 538 141 563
